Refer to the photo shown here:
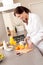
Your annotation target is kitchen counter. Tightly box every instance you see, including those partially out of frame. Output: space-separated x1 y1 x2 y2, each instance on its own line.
0 46 43 65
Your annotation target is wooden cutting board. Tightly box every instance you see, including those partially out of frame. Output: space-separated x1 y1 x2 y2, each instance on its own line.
15 48 32 53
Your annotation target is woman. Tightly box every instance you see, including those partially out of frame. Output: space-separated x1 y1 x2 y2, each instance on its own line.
14 6 43 52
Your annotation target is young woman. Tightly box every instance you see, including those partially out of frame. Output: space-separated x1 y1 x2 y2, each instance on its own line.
14 6 43 52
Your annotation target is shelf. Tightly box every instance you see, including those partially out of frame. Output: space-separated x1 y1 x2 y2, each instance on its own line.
0 3 21 12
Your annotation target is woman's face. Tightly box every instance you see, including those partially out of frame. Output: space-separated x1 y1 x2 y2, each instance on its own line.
15 12 28 24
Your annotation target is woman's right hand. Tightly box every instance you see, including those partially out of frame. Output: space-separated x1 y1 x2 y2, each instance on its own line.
24 36 33 49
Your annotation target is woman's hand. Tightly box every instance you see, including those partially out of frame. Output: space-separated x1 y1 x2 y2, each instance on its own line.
27 40 33 49
24 36 33 49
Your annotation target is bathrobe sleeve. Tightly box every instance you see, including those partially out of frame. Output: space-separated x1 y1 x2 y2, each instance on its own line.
30 15 43 45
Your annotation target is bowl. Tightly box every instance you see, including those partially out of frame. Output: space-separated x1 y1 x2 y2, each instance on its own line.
0 53 5 62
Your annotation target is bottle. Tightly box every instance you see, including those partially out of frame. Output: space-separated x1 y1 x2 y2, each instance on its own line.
7 27 11 36
15 27 17 33
3 41 7 50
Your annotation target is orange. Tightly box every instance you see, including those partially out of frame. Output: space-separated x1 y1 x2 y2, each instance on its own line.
15 45 20 50
15 44 24 50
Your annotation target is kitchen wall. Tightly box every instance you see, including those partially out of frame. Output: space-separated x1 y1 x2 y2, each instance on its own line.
14 0 30 8
30 0 43 24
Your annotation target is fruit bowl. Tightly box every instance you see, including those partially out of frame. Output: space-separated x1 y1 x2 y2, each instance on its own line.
0 53 5 62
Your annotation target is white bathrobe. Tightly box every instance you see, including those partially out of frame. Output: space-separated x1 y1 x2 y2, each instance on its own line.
24 13 43 52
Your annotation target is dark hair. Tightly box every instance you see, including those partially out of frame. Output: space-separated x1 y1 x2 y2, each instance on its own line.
14 6 31 16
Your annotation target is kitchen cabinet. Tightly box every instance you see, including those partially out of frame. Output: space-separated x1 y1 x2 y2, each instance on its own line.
0 0 21 11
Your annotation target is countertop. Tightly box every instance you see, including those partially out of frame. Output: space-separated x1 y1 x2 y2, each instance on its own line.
0 46 43 65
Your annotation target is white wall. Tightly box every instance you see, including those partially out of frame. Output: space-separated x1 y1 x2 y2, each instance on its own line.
29 1 43 24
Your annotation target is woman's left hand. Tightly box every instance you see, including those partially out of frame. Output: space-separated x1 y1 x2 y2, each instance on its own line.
27 40 33 49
